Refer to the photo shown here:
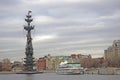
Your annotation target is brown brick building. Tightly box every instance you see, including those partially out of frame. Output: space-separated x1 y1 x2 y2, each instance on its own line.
37 58 46 71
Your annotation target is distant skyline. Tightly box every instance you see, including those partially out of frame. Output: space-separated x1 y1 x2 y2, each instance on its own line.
0 0 120 61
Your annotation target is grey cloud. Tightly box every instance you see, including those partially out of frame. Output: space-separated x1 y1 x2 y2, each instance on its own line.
29 0 120 18
0 0 21 6
0 0 120 61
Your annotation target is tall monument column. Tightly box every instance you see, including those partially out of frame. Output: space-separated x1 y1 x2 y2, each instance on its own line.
24 11 35 71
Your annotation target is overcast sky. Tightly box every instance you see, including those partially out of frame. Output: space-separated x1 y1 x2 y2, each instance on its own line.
0 0 120 61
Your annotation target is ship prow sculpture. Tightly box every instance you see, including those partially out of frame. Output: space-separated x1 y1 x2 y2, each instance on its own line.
24 11 35 71
16 11 43 74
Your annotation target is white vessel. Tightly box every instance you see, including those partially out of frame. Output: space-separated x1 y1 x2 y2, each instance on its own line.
56 62 84 75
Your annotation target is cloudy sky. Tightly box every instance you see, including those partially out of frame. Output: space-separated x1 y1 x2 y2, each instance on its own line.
0 0 120 61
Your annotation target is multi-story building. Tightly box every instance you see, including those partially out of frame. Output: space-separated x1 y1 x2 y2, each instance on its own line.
38 53 100 71
104 40 120 67
45 55 53 71
37 57 46 71
46 55 66 71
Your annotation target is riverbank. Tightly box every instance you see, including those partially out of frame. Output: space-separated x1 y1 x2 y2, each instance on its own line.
84 68 120 75
0 71 43 74
0 68 120 75
0 71 16 74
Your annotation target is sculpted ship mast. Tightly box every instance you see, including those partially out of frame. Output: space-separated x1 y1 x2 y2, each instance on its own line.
24 11 35 71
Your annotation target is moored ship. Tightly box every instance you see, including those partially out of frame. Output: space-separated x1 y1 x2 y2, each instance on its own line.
56 61 84 75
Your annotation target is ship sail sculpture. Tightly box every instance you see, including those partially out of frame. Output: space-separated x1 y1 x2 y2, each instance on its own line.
24 11 35 71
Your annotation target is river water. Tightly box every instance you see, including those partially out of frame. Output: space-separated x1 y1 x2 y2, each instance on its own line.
0 73 120 80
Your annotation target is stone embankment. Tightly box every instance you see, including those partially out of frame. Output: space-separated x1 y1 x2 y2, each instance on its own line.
0 71 16 74
84 68 120 75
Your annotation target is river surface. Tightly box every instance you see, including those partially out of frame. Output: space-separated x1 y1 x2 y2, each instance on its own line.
0 73 120 80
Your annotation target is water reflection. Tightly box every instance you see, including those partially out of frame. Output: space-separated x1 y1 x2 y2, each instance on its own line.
25 74 34 80
0 73 119 80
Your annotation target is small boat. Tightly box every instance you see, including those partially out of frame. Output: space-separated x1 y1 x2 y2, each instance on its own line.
56 62 84 75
